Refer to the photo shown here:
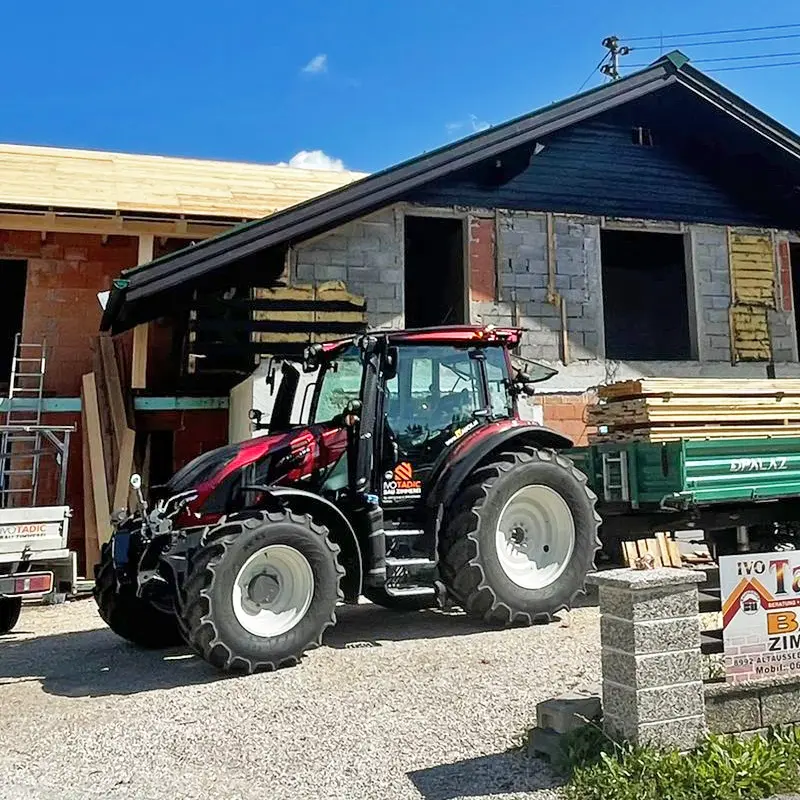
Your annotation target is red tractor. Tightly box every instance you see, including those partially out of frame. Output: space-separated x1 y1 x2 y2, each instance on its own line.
94 326 600 673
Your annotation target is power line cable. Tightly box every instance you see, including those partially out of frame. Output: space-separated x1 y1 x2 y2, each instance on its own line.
632 32 800 51
625 23 800 42
626 51 800 68
694 50 800 62
577 53 610 92
707 59 800 72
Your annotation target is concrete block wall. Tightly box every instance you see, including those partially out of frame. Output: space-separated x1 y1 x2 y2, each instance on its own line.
705 675 800 735
470 211 603 363
294 208 404 330
691 226 732 362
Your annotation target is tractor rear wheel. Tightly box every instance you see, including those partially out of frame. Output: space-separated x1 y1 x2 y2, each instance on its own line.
94 542 184 648
179 509 343 673
0 597 22 634
440 447 600 625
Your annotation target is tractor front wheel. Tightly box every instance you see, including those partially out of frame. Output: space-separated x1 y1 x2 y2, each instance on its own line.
0 597 22 634
440 447 600 625
179 509 343 673
94 542 184 648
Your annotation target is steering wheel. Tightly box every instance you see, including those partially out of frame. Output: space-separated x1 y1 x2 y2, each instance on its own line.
428 389 471 428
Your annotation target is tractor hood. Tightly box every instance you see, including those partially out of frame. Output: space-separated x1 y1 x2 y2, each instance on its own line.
161 424 349 520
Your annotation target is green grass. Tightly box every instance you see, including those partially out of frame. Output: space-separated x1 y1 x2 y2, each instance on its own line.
557 723 800 800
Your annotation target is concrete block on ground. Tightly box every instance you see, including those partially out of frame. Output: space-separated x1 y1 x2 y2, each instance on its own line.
536 691 601 735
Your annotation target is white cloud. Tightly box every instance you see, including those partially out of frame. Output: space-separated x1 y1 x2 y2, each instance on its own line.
280 150 346 171
446 114 490 136
301 54 328 75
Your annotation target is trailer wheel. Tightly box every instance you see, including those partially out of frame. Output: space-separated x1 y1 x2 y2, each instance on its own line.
179 509 343 673
94 542 184 648
440 447 601 625
0 597 22 635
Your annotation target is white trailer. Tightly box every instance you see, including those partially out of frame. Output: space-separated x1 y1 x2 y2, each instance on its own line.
0 334 77 634
0 503 76 632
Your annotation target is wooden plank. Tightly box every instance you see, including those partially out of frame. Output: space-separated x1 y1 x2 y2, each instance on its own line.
80 391 100 573
99 335 127 449
111 427 136 516
81 372 112 546
646 539 662 568
656 532 671 566
667 538 683 568
131 324 149 389
622 541 638 567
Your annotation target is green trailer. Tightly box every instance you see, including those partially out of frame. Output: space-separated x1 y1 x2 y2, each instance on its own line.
567 436 800 555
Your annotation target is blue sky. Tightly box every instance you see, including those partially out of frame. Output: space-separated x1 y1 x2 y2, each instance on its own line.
3 1 799 173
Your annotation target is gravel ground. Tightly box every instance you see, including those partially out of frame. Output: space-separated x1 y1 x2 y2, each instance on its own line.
0 595 601 800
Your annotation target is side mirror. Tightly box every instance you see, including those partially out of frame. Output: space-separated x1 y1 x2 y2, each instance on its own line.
303 344 323 373
265 359 278 390
130 474 142 490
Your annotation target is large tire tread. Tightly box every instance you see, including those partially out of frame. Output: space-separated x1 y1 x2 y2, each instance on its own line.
439 446 601 626
180 509 344 674
0 596 22 635
93 542 183 648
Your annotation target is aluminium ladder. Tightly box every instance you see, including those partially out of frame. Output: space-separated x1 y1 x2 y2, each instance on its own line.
0 334 47 507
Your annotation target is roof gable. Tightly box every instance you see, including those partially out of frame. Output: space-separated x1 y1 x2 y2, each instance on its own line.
103 52 800 332
411 82 800 228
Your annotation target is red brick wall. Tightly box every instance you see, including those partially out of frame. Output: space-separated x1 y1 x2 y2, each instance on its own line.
468 216 496 303
173 410 229 469
0 231 139 396
536 393 596 446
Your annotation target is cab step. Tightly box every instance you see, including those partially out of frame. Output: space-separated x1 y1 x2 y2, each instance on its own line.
385 585 436 598
385 557 436 568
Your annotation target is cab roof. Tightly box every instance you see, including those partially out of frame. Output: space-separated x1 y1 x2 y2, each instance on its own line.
320 325 523 353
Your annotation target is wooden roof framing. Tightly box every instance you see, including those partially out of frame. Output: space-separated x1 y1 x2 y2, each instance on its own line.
0 142 366 223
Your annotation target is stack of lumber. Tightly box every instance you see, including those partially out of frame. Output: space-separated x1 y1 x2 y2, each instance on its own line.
589 378 800 443
620 533 713 568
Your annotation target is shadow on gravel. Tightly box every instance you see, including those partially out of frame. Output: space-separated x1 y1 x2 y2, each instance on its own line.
0 628 224 699
408 750 564 799
323 595 590 649
323 604 491 649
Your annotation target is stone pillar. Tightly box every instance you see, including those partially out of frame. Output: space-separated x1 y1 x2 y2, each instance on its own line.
587 567 707 751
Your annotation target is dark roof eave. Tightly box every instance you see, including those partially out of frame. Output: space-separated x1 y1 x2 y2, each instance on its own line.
121 63 676 308
676 63 800 161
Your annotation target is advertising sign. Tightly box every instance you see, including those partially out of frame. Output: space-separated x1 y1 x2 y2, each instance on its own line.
719 551 800 683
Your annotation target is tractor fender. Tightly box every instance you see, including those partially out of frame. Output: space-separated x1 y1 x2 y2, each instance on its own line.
427 423 574 516
266 487 363 602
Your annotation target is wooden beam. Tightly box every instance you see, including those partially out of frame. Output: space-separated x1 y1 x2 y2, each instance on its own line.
99 335 127 447
0 211 231 239
81 395 100 573
81 372 112 548
111 427 136 516
130 235 154 390
131 325 148 389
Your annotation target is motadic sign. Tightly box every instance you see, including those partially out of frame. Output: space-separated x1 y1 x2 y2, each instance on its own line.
720 551 800 683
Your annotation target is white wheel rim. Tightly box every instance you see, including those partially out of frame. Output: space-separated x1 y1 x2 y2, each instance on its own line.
232 545 314 638
495 485 576 590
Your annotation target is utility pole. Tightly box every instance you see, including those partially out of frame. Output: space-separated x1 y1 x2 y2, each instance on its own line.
600 36 631 80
